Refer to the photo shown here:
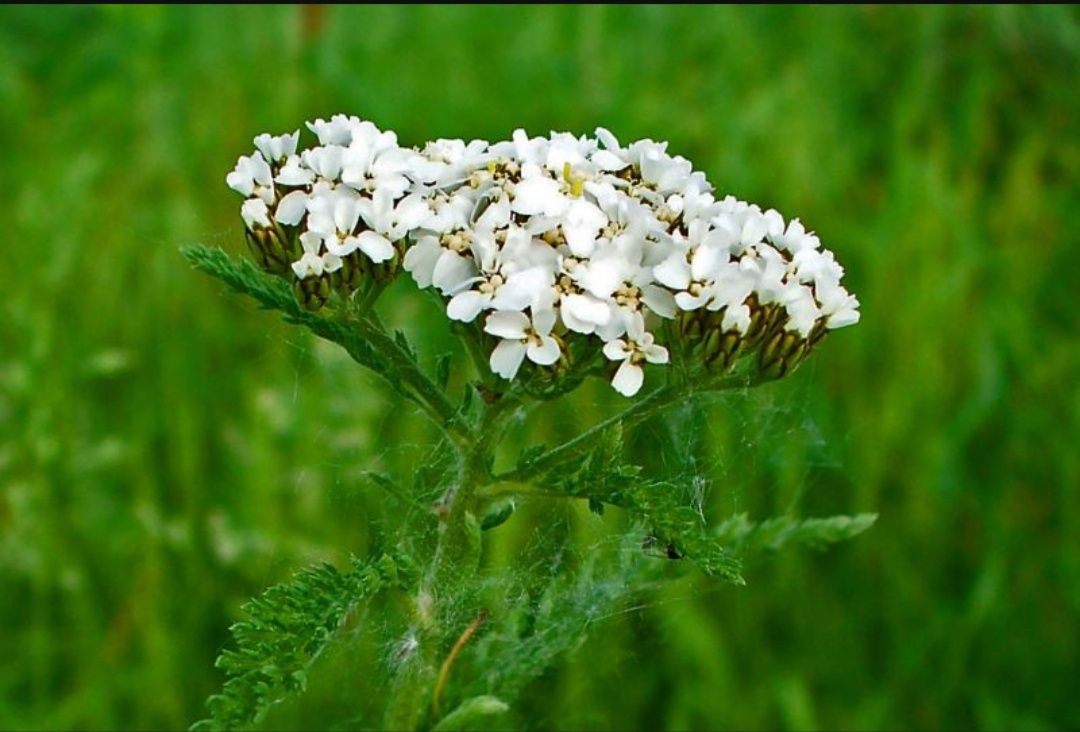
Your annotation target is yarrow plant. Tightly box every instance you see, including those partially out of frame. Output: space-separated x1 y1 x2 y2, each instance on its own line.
189 114 869 731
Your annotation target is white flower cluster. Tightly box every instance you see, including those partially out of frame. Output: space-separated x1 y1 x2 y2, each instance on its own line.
228 114 860 397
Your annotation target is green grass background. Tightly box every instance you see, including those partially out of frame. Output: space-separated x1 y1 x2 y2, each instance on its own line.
1 5 1077 730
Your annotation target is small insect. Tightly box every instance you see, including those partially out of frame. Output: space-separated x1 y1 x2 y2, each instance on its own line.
642 534 684 560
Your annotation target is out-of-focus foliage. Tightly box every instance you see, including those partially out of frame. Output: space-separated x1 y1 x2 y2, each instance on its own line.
0 5 1077 730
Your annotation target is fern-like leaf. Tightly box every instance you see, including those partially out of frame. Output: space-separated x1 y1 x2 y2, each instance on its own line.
182 246 460 429
715 513 878 558
540 426 744 583
192 555 402 731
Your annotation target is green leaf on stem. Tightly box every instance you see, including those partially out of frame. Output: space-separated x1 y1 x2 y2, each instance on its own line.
192 555 403 731
715 513 878 558
535 426 744 583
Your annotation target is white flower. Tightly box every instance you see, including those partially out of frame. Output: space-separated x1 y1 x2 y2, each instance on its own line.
445 228 553 322
302 145 345 181
306 190 372 259
575 241 676 335
485 309 561 379
276 155 315 187
307 114 365 146
241 198 271 229
544 131 593 174
254 131 299 162
629 139 694 194
601 314 669 397
354 188 429 264
654 225 756 324
341 133 415 198
769 217 820 254
403 230 477 294
291 231 342 279
227 153 274 204
781 284 822 338
590 127 631 171
817 280 861 329
415 138 492 186
511 163 567 217
561 198 608 257
228 118 859 375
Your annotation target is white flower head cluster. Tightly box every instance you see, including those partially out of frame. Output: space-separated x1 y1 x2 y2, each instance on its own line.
227 114 860 396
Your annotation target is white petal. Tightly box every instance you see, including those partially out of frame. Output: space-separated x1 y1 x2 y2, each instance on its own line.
275 190 308 226
595 127 620 150
432 251 478 295
489 340 527 380
326 235 357 257
531 305 557 336
291 253 323 279
493 267 551 312
250 153 273 186
322 253 343 273
446 290 489 322
653 254 691 290
740 215 768 247
527 335 561 366
484 311 529 340
625 312 647 342
563 293 611 327
559 301 595 335
763 208 785 239
826 305 861 329
226 169 254 197
592 150 628 171
564 224 599 258
674 291 708 311
721 304 751 333
511 176 565 217
299 231 323 256
334 194 363 233
390 195 431 236
578 259 622 299
402 237 441 288
602 339 631 361
611 360 644 397
356 231 395 263
276 155 315 186
240 198 270 229
690 244 723 281
644 343 669 365
642 285 677 319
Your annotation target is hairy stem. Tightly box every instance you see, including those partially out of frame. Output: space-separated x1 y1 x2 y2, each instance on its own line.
383 393 518 730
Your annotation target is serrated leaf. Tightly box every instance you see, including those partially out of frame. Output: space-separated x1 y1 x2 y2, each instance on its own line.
183 246 458 427
516 443 548 471
192 555 403 731
530 430 743 582
715 513 878 558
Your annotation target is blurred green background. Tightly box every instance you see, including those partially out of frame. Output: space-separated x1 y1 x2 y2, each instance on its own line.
1 5 1077 730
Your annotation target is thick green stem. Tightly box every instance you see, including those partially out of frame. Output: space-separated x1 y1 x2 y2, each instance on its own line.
382 394 519 730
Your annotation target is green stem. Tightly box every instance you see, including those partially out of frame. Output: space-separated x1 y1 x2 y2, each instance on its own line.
383 393 520 730
353 314 474 448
